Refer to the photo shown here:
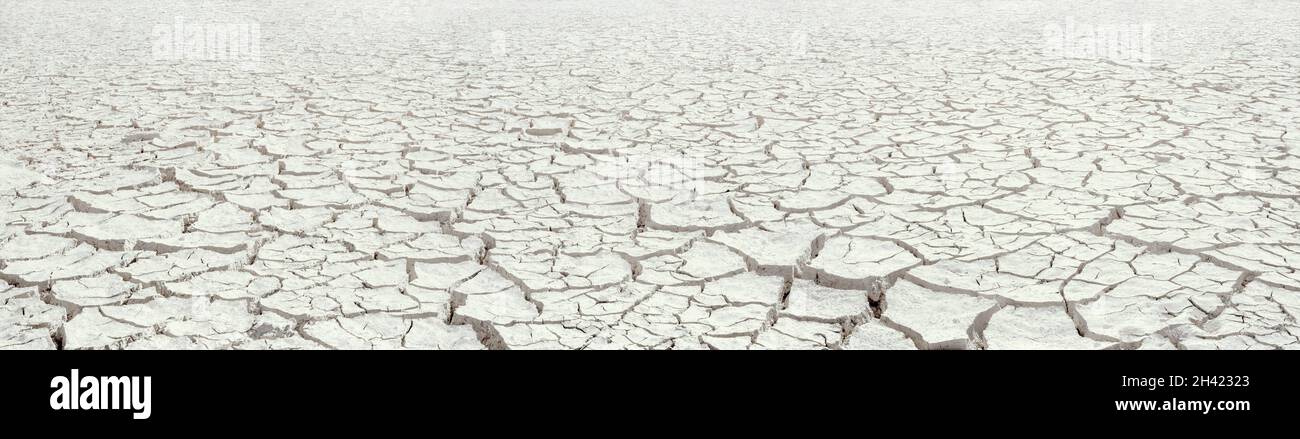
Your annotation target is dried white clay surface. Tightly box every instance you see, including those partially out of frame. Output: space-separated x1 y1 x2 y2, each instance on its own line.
1 0 1297 350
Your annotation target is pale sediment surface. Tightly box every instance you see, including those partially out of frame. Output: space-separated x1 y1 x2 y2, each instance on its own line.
1 0 1298 349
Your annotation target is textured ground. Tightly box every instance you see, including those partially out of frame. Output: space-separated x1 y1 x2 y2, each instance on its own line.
2 1 1299 350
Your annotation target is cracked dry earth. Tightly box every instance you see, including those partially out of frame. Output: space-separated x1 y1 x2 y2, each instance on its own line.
2 1 1300 350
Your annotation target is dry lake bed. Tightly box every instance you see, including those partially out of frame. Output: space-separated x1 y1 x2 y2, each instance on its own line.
1 0 1298 350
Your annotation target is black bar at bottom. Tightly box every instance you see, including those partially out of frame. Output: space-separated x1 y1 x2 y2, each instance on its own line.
3 351 1290 430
